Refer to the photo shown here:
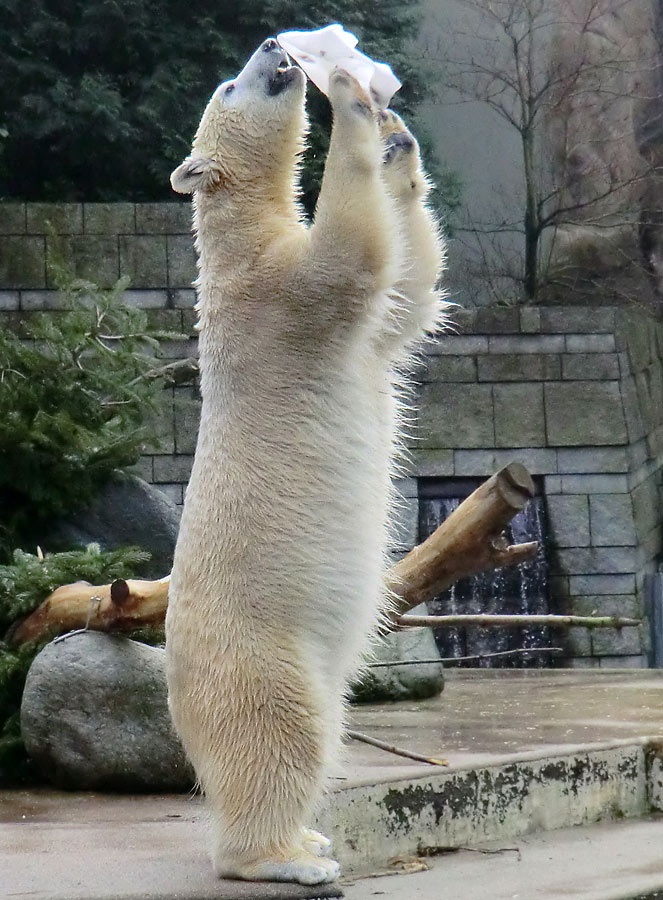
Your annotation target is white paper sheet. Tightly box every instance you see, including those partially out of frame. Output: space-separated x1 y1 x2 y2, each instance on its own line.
277 24 401 109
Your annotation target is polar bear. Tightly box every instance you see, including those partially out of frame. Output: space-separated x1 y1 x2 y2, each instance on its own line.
165 37 445 886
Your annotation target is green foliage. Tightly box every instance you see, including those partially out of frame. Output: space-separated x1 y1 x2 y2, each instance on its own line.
0 0 455 216
0 543 150 785
0 258 180 559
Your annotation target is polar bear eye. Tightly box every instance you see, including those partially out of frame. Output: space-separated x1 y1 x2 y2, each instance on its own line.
225 83 235 96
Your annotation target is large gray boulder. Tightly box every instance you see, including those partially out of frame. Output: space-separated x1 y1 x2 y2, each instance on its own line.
50 473 180 577
21 632 193 792
351 625 444 703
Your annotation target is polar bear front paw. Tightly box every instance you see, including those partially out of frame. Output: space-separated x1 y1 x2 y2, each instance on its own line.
328 66 374 118
379 109 425 197
301 826 332 857
218 851 340 885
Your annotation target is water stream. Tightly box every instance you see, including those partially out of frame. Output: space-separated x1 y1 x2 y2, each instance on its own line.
418 490 551 668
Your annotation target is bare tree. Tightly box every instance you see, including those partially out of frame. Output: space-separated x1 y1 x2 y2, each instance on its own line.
426 0 662 305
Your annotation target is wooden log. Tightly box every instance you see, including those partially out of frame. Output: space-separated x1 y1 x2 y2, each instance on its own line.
397 614 641 629
7 576 170 646
387 462 538 617
7 462 539 646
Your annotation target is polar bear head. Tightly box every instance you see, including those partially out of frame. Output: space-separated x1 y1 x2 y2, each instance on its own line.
171 39 306 197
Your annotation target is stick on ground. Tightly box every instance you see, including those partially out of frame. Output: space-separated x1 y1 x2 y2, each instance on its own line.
346 729 449 766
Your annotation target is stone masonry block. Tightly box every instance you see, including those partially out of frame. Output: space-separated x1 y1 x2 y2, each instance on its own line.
423 355 477 382
418 383 494 448
21 290 74 311
428 334 488 355
174 397 201 455
474 307 520 333
545 475 562 493
477 354 560 382
565 334 615 353
135 203 192 234
546 495 590 548
0 237 46 288
0 204 26 233
561 353 620 380
489 335 565 354
144 309 183 332
121 289 168 309
450 307 476 332
26 203 82 234
154 483 184 506
540 307 615 333
520 307 541 333
572 595 639 618
46 236 119 289
454 448 557 476
598 655 645 668
631 478 660 537
392 477 418 499
561 627 591 657
619 376 645 443
544 382 627 446
119 235 167 288
620 315 651 371
561 658 600 668
589 495 636 547
493 383 545 447
627 439 648 470
561 474 629 494
158 338 199 360
618 351 630 377
591 627 642 656
649 424 663 458
557 448 628 474
562 475 628 494
83 203 135 234
126 456 154 482
407 449 454 476
638 367 663 431
152 455 193 483
167 235 197 289
569 574 635 595
555 546 636 575
0 291 19 310
170 289 197 309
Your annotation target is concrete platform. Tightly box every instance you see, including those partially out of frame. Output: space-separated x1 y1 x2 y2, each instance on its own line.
4 669 663 899
344 817 663 900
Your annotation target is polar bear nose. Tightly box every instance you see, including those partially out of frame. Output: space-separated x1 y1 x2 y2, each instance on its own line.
262 38 279 52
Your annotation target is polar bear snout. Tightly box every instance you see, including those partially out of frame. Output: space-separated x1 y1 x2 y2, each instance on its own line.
238 39 302 98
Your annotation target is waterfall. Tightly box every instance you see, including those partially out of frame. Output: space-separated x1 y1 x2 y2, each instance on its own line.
418 490 551 668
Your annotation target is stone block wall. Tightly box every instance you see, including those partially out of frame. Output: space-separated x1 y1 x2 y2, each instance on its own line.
0 202 201 508
2 204 662 666
407 306 663 668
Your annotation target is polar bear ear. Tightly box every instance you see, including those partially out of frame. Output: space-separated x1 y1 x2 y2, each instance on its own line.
170 156 225 194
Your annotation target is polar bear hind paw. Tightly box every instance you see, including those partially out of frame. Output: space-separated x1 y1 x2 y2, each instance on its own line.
301 826 332 857
218 851 340 884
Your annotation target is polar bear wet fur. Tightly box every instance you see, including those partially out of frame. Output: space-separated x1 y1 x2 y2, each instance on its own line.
165 38 445 885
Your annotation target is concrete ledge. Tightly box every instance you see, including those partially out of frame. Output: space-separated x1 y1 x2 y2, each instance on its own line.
320 739 657 875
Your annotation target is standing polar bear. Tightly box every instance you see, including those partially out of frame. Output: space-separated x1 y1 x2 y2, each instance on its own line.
165 38 445 885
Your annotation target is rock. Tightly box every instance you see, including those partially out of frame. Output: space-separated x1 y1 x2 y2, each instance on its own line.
50 473 180 577
21 632 193 792
351 624 444 703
